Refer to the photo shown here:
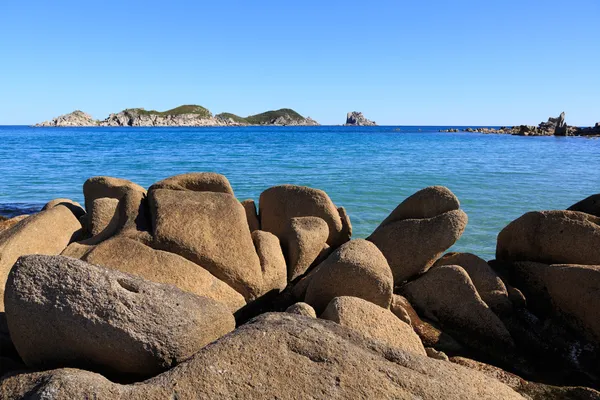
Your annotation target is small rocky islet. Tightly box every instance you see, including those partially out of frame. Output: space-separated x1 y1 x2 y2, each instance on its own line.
440 112 600 137
0 173 599 399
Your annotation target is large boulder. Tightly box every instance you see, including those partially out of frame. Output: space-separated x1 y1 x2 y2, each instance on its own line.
4 255 235 379
251 230 288 295
568 194 600 218
400 265 514 353
321 296 427 356
259 184 349 248
42 198 86 218
434 252 512 314
88 197 119 238
241 199 260 232
512 262 600 344
376 186 461 228
368 208 468 283
0 313 526 399
149 188 263 300
148 172 234 195
304 239 393 314
82 236 246 312
283 216 329 280
285 302 317 318
83 176 150 242
0 205 81 311
496 210 600 265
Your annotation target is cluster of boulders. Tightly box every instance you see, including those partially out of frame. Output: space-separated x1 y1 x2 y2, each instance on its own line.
442 112 600 137
0 174 599 399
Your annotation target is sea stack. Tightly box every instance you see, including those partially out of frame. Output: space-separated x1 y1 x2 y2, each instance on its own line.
345 111 376 126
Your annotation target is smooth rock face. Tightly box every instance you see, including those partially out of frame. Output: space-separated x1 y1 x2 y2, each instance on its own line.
89 197 119 237
400 265 514 351
0 205 81 311
149 188 263 300
283 216 329 280
82 237 246 312
434 252 512 313
42 198 86 218
568 193 600 218
513 262 600 344
83 176 149 241
149 172 234 195
285 302 317 318
4 255 235 379
496 210 600 265
377 186 460 228
368 209 468 283
251 230 288 296
259 184 346 247
321 296 427 356
241 199 260 232
304 239 393 313
0 313 525 400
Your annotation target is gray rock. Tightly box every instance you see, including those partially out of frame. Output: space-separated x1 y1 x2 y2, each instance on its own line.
4 255 235 379
344 111 376 126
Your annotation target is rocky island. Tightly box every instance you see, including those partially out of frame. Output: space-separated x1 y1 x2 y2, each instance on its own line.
1 173 600 399
440 112 600 137
35 105 319 127
344 111 377 126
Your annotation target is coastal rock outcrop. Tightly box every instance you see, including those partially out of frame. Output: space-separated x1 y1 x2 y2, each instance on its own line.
0 205 81 311
0 313 526 400
4 255 235 379
368 186 468 283
304 239 393 313
34 110 98 127
344 111 377 126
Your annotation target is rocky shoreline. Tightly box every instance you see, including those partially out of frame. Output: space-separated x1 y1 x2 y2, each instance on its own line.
0 173 599 399
440 112 600 137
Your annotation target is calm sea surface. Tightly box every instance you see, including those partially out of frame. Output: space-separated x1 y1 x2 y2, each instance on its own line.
0 125 598 260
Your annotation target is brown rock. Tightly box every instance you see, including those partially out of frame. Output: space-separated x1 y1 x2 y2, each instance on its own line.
42 198 86 218
4 255 235 379
338 206 352 243
496 210 600 265
149 188 262 300
285 302 316 318
390 294 412 325
400 265 514 352
89 197 120 237
0 215 28 234
377 186 460 228
321 296 427 356
434 252 512 314
568 193 600 218
0 205 81 311
149 172 234 195
259 184 347 247
513 262 600 344
241 199 260 232
83 176 150 239
251 230 287 296
283 216 329 280
304 239 393 314
368 209 468 283
0 313 525 400
82 236 246 312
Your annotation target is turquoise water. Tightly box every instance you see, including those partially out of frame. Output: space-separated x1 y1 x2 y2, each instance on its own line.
1 125 598 260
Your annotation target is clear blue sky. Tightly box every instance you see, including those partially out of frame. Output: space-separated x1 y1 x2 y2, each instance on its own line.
1 0 598 126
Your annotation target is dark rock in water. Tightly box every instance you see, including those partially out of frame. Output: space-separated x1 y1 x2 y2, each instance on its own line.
344 111 376 126
0 313 527 399
569 193 600 218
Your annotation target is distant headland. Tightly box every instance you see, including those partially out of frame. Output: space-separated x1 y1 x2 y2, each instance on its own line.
34 105 321 127
439 112 600 137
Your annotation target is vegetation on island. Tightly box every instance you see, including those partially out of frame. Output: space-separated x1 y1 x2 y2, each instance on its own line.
123 105 212 118
215 112 249 124
245 108 304 124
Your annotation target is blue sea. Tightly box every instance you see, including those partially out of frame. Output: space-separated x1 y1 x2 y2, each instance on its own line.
0 125 598 260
